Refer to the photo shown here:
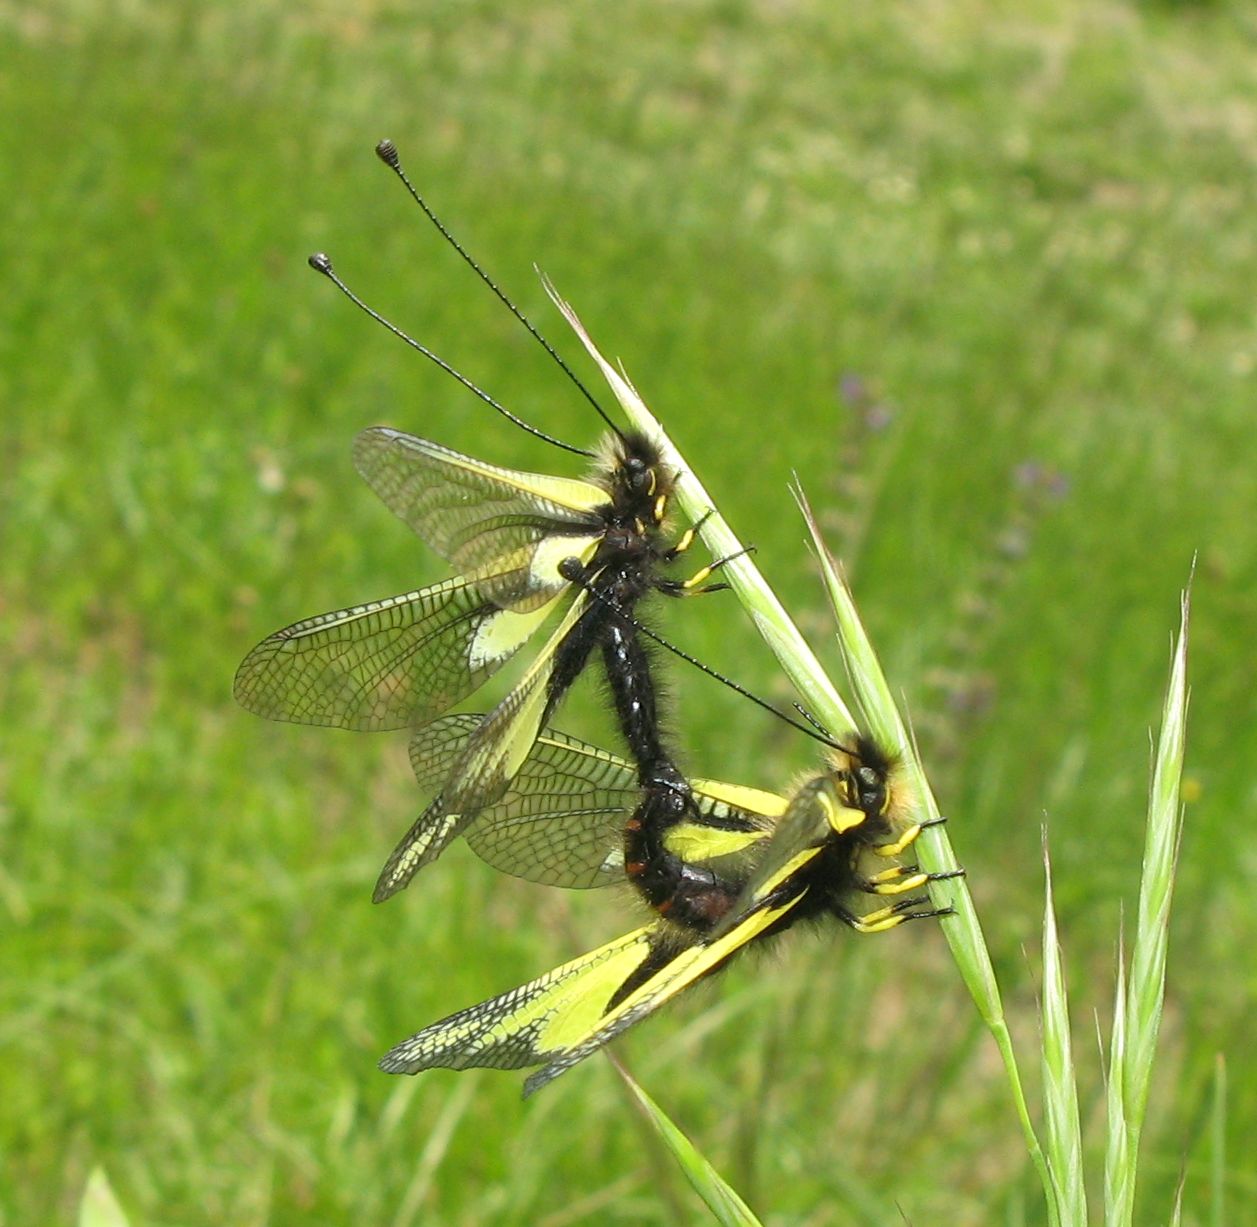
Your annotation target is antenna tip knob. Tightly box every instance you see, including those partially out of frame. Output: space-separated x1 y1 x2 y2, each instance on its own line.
308 252 334 275
375 139 400 167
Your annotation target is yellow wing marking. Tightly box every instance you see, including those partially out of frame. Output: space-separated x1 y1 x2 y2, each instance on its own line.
524 882 810 1093
465 601 559 672
368 435 611 512
661 776 785 861
383 835 821 1088
234 560 567 731
443 593 592 812
689 778 789 819
662 825 764 862
353 428 609 611
376 595 593 888
527 533 602 590
380 926 658 1073
373 811 464 897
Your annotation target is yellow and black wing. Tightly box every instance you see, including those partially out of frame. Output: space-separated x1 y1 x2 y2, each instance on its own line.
379 923 671 1074
522 842 819 1094
354 591 592 885
376 715 637 898
373 717 786 900
235 430 617 728
353 428 610 611
380 844 816 1091
232 561 585 730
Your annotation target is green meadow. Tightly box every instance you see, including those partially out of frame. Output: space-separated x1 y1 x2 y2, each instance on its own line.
3 2 1254 1222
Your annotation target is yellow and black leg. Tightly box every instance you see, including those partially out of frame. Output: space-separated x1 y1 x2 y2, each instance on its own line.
855 863 965 896
656 510 755 597
836 895 955 934
871 814 948 859
659 548 755 598
661 510 715 564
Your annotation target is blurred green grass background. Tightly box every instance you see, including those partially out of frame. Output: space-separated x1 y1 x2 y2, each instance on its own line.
3 1 1254 1222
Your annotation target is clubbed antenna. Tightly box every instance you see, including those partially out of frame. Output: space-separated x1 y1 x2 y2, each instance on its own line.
307 253 592 458
375 138 624 441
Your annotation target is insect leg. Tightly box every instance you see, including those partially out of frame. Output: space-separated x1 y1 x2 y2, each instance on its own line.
661 509 717 562
656 545 756 598
833 895 956 934
853 864 966 896
870 815 948 858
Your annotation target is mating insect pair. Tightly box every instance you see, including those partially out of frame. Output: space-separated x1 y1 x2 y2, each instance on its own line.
381 715 958 1093
234 140 960 1091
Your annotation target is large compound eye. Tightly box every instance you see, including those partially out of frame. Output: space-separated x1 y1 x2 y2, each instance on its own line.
853 764 887 816
837 763 886 817
622 457 651 495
